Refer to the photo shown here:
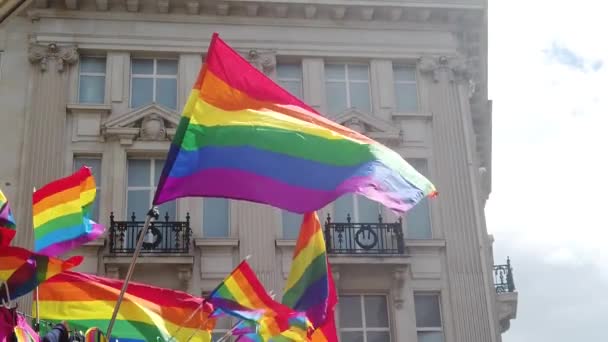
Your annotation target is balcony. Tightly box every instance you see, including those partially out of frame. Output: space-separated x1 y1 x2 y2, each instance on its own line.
324 214 406 256
108 212 192 254
493 257 516 293
493 257 518 333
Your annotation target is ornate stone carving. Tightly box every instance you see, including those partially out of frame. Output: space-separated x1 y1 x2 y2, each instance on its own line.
139 114 167 141
28 43 78 73
345 117 365 134
247 50 276 75
418 56 472 83
105 265 120 279
392 267 407 309
177 266 193 286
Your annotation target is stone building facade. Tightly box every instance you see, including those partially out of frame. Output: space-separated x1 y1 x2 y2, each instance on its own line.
0 0 517 341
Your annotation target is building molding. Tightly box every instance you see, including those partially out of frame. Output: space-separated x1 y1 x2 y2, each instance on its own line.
102 104 179 145
28 42 78 72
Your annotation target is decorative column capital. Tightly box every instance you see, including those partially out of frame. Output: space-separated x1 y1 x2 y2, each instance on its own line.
28 43 79 73
247 49 276 76
418 56 473 86
392 266 407 309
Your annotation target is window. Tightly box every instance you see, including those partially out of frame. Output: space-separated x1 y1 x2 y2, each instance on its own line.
339 295 391 342
130 58 178 109
334 194 381 223
325 63 371 114
406 159 431 239
414 294 444 342
393 65 418 112
282 210 302 239
126 158 176 220
79 57 106 104
73 157 102 221
203 198 229 238
276 63 303 99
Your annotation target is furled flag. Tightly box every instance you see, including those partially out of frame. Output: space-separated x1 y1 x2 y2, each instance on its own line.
85 327 109 342
153 33 437 214
36 271 216 342
0 246 83 302
33 166 105 256
13 325 39 342
0 188 17 247
310 267 338 342
207 260 306 339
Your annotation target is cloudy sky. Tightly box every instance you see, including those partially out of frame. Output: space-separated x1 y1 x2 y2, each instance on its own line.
486 0 608 340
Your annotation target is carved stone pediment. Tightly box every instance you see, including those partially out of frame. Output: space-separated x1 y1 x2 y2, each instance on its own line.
334 108 401 143
102 104 179 145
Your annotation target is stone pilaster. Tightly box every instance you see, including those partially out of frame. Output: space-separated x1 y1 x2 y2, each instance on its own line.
418 55 498 342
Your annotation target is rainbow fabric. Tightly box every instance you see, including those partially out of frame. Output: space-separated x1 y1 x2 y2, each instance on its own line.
13 325 38 342
85 327 108 342
310 267 338 342
33 166 105 256
0 188 17 247
37 271 215 342
0 246 83 301
282 212 329 329
153 33 437 214
207 260 297 338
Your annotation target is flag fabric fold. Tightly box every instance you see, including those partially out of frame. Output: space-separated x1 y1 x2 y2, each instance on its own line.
0 189 17 247
153 33 436 214
33 166 105 256
0 246 83 302
37 271 215 342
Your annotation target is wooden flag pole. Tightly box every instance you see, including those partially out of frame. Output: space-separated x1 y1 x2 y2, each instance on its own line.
106 207 159 338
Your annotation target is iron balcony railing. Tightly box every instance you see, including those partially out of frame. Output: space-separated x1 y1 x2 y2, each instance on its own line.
324 213 406 255
493 257 516 293
108 212 192 254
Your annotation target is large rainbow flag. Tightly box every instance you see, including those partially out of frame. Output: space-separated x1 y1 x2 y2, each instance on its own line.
33 166 105 256
153 33 436 214
37 271 216 342
0 188 17 247
0 246 82 301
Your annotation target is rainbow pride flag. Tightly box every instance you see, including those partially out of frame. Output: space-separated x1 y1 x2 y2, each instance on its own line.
0 246 83 301
13 325 38 342
85 327 108 342
37 271 215 342
0 188 17 247
33 166 105 256
310 267 338 342
153 33 436 214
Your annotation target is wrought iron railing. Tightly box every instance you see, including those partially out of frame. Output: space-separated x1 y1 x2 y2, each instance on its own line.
493 257 516 293
324 214 406 255
108 212 192 254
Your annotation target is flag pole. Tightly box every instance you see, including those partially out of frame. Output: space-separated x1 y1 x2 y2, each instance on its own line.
32 187 40 332
106 207 159 338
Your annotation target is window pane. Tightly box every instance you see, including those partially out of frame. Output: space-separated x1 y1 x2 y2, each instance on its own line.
364 296 389 327
278 80 302 99
127 159 150 187
414 294 442 328
395 83 418 112
325 82 347 114
79 75 105 104
357 196 380 223
407 198 431 239
156 78 177 109
80 57 106 73
131 78 153 108
325 64 345 80
338 295 362 328
277 64 302 79
127 190 150 220
157 59 178 75
349 82 371 112
348 64 369 81
132 59 153 74
89 191 100 222
394 66 416 81
368 332 391 342
158 201 176 221
282 210 302 239
418 332 444 342
334 194 354 222
341 332 364 342
154 159 166 185
74 158 101 181
203 198 229 238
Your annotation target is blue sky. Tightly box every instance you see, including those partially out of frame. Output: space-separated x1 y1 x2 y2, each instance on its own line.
486 0 608 340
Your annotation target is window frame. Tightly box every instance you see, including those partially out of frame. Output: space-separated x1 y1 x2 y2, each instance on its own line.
338 294 392 342
276 63 303 99
404 158 433 239
392 64 419 112
325 63 372 113
202 198 231 238
414 292 445 341
73 155 102 221
129 58 178 109
78 56 107 104
125 157 176 220
333 194 381 223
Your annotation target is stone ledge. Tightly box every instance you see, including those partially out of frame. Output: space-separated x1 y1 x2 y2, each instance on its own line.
66 103 112 113
405 239 446 248
194 238 239 247
275 239 296 247
102 255 194 264
329 255 411 265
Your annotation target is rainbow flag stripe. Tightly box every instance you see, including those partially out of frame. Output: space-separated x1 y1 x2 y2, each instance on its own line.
153 33 436 214
0 246 83 301
85 327 108 342
37 271 215 342
282 212 329 328
33 166 105 256
0 188 17 247
13 325 38 342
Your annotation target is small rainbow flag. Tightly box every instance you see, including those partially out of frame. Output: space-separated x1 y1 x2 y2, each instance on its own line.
13 325 38 342
0 188 17 247
153 33 436 214
33 166 105 256
85 327 108 342
37 271 215 342
0 246 82 301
